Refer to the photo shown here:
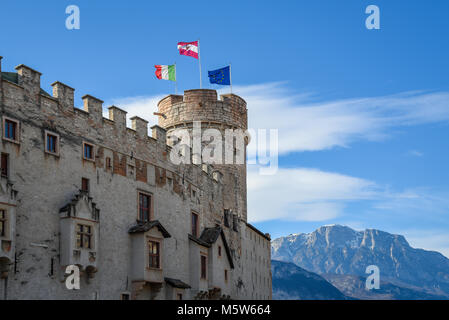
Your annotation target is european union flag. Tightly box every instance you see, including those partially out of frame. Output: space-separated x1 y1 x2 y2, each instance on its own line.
208 66 231 85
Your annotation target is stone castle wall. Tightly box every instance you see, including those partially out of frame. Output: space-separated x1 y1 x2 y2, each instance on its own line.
0 56 271 300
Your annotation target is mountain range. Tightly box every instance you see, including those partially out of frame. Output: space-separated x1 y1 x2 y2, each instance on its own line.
271 225 449 300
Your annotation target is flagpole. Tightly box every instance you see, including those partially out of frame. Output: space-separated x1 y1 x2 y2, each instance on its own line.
175 62 178 95
198 38 202 89
229 63 232 94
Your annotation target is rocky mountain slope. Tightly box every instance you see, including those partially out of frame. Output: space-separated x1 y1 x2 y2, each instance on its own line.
271 225 449 299
271 260 348 300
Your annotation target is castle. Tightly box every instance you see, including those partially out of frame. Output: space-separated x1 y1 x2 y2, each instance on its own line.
0 56 272 300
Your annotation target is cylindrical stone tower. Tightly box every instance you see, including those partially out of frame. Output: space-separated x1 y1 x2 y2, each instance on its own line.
157 89 248 222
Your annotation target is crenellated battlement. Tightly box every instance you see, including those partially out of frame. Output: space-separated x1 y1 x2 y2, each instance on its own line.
0 57 227 188
157 89 248 131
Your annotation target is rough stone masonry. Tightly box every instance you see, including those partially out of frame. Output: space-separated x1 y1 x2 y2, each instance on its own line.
0 56 272 300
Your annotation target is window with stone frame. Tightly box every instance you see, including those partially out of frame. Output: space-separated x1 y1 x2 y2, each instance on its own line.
0 209 6 237
200 254 207 279
138 192 152 222
76 224 93 249
81 178 89 193
1 153 8 177
191 212 199 237
148 240 160 269
3 117 19 143
45 131 60 155
83 142 95 161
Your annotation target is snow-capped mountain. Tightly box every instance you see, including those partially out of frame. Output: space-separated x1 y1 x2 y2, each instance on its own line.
271 225 449 298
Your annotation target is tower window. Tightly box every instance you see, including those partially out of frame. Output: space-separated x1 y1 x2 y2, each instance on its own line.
3 117 19 143
1 153 8 177
83 142 95 161
224 269 228 282
138 192 152 222
148 240 160 269
45 131 60 155
218 245 222 257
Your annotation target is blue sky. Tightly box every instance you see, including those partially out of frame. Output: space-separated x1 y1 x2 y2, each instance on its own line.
1 0 449 256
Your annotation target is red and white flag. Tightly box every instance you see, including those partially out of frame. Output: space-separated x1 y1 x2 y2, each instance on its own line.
177 41 199 59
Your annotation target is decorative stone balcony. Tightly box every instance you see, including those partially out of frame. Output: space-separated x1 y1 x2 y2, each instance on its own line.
59 191 100 277
0 175 18 279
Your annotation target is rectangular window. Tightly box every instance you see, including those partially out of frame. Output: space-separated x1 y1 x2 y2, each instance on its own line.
223 209 230 227
224 269 228 282
45 132 59 155
4 119 18 141
191 212 199 237
138 192 151 222
1 153 8 177
218 245 222 257
81 178 89 193
83 142 94 160
148 240 160 269
0 210 6 237
200 255 207 279
106 157 112 169
120 293 130 300
76 224 92 249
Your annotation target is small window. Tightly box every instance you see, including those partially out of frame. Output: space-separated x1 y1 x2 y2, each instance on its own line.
191 212 199 237
223 209 230 227
192 189 196 198
120 293 130 300
106 157 112 169
1 153 8 177
148 240 160 269
76 224 93 249
224 269 228 283
218 245 222 257
200 255 207 279
81 178 89 193
0 209 6 237
83 142 95 161
177 293 183 300
3 117 19 143
138 192 151 222
45 131 59 155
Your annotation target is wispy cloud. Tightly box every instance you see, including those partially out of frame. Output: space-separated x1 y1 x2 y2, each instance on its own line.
247 166 378 222
228 83 449 154
407 150 424 157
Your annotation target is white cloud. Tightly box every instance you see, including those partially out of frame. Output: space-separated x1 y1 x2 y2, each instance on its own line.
247 166 378 222
103 95 166 133
407 150 424 157
227 84 449 154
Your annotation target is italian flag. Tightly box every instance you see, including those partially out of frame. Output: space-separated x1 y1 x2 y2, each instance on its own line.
154 65 176 81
